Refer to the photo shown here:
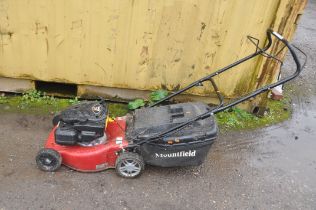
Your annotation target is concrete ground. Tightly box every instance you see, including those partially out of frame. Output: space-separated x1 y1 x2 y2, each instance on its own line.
0 1 315 209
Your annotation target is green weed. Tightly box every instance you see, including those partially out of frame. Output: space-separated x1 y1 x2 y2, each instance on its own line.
0 89 291 130
215 98 291 130
0 95 8 104
20 90 58 109
68 96 79 105
128 89 168 110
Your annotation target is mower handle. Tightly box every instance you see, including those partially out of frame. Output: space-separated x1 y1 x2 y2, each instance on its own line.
129 29 305 145
270 30 302 74
212 29 303 114
149 29 273 107
149 29 302 109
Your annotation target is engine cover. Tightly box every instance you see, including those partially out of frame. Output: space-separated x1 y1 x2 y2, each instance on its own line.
54 101 108 145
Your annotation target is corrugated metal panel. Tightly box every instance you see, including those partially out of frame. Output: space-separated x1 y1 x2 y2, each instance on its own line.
0 0 305 97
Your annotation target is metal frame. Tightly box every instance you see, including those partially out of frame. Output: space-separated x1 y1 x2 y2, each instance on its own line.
130 29 305 146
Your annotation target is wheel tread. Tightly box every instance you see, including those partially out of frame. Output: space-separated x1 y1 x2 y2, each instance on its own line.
115 152 144 178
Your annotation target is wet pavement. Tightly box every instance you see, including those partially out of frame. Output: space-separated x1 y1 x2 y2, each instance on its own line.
1 1 316 209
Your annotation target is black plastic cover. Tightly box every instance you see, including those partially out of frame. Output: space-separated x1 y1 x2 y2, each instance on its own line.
54 101 107 145
57 101 107 124
55 122 78 145
126 102 218 167
140 140 214 167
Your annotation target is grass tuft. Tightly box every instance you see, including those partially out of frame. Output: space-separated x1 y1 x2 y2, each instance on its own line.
0 91 291 130
216 98 291 130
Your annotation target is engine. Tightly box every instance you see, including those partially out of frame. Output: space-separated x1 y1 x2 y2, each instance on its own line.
53 101 108 146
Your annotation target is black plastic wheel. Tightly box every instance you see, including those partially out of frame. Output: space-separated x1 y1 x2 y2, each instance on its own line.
36 148 62 172
115 152 145 178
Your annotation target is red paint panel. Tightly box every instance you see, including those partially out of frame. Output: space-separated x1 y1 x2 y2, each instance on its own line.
44 117 128 172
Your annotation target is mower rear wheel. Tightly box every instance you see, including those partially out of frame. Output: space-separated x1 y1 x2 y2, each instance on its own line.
36 148 62 172
115 152 144 178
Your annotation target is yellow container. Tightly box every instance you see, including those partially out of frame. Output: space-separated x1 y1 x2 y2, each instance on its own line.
0 0 306 98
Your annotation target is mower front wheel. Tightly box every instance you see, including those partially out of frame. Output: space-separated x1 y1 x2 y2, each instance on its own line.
36 148 62 172
115 152 144 178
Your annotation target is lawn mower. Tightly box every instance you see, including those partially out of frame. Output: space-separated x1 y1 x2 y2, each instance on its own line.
36 30 305 178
